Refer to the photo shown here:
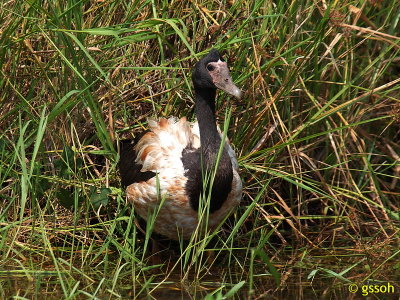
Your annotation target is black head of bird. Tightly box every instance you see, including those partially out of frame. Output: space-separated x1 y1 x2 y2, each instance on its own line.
192 49 242 99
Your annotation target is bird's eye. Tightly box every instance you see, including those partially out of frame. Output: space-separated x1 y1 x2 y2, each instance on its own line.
207 64 215 71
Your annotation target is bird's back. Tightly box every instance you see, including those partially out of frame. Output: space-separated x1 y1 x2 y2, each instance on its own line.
119 117 241 240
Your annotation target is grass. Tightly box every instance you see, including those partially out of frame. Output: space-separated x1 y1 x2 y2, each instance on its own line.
1 0 399 299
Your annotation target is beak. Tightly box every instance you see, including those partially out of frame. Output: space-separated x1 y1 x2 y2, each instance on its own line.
208 60 242 99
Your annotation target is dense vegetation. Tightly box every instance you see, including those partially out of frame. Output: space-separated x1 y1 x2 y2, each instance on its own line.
0 0 399 298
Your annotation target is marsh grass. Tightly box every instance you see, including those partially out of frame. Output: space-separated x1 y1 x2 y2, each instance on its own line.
1 0 399 299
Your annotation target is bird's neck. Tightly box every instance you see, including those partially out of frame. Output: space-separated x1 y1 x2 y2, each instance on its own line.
195 88 223 167
189 87 234 213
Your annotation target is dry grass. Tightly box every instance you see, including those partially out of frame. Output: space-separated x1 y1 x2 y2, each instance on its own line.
0 0 399 299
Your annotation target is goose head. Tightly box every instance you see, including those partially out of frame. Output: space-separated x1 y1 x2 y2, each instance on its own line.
192 49 242 99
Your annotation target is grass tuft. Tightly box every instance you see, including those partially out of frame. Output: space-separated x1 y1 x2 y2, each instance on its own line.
1 0 399 298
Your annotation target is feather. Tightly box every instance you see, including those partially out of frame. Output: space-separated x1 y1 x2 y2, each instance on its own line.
124 117 241 240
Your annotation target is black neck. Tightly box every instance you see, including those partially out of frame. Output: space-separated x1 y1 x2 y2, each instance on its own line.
182 86 234 213
194 88 222 166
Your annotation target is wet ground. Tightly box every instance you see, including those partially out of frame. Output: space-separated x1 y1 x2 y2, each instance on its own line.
2 264 399 299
